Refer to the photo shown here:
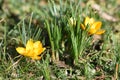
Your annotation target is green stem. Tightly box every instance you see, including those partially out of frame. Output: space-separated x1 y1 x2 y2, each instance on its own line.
45 20 55 61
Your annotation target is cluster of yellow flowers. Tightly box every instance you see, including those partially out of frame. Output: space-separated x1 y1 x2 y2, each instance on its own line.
16 16 105 60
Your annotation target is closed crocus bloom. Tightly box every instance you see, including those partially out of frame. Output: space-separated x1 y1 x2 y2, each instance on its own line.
16 39 46 60
69 17 76 26
81 17 105 35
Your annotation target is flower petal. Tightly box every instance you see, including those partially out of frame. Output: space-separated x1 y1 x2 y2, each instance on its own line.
26 39 34 51
31 56 41 60
95 30 105 35
33 41 46 56
16 47 26 55
26 50 34 57
88 29 97 35
85 17 90 26
85 17 94 26
33 41 42 48
95 21 102 30
89 18 94 25
80 24 86 30
33 41 42 54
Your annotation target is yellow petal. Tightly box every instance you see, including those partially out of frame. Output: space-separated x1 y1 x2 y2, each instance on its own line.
31 56 41 60
94 22 102 30
33 41 42 54
33 41 46 56
85 17 94 26
33 41 42 48
40 48 46 53
26 50 34 57
90 22 101 30
34 47 46 56
80 24 86 30
26 39 34 51
16 47 26 55
85 17 90 26
95 30 105 35
88 29 97 35
89 18 95 25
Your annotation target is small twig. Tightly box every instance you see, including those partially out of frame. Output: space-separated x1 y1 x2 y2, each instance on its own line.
115 63 119 80
0 18 5 23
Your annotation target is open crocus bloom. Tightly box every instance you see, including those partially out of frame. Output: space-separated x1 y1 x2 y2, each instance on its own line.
16 39 46 60
81 17 105 35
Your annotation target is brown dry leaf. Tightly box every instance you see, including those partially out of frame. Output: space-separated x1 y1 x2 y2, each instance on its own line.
54 60 69 68
0 18 4 23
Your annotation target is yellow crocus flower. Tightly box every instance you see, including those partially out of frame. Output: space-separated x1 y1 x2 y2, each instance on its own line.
81 17 105 35
16 39 46 60
68 17 76 26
